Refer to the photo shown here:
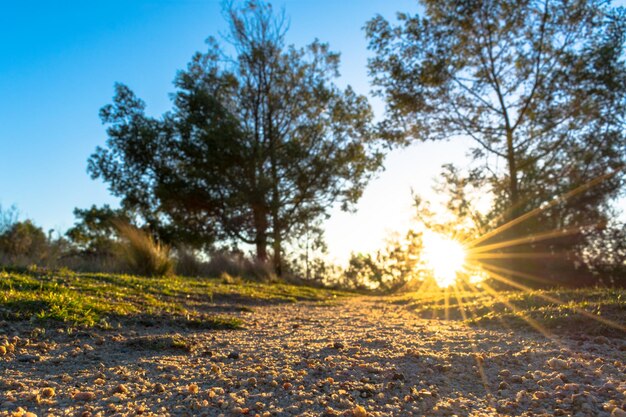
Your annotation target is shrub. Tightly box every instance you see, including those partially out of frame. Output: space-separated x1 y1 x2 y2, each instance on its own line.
115 223 174 277
174 246 204 277
205 250 275 282
0 220 49 266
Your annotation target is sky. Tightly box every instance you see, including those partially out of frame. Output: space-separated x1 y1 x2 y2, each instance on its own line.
1 0 623 265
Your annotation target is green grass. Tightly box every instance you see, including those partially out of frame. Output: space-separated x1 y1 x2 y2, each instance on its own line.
394 286 626 335
0 269 350 328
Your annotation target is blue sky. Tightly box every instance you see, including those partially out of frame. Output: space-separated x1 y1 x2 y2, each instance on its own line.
1 1 624 263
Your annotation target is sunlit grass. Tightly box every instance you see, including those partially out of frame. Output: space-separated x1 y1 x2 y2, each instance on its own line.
0 269 349 327
394 287 626 335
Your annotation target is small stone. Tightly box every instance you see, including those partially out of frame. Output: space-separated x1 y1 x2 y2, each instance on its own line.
113 384 129 395
228 351 240 360
352 405 367 417
510 375 523 383
283 382 293 390
73 391 96 401
333 342 345 349
154 383 166 393
547 358 568 370
94 378 105 386
188 383 199 394
498 381 510 390
211 364 221 374
0 346 6 356
594 336 610 344
41 387 55 398
247 377 257 386
612 408 626 417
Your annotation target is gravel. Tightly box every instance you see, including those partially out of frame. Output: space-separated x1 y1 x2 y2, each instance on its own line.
0 297 624 416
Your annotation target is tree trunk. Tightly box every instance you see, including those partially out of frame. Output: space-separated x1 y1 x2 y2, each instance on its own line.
272 226 282 277
253 205 268 263
506 129 520 222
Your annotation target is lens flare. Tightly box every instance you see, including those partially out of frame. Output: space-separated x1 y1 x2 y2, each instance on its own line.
422 231 466 287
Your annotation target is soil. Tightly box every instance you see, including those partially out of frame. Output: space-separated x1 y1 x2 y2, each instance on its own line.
1 297 625 416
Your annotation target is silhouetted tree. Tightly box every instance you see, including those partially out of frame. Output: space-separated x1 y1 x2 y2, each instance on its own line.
367 0 626 285
65 205 129 257
90 1 381 275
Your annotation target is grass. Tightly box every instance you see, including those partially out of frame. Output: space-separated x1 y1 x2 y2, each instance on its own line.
0 269 350 328
394 286 626 335
116 223 175 277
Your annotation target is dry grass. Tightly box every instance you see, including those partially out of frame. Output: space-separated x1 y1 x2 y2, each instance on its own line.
115 223 174 277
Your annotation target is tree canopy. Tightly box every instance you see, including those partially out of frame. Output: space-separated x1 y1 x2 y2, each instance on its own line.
89 1 382 275
366 0 626 284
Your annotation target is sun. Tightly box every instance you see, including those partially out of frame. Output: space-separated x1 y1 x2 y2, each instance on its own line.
422 231 466 287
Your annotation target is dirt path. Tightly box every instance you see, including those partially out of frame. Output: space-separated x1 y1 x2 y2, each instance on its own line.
1 297 625 416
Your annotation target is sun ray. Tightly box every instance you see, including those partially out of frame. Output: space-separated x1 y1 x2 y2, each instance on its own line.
466 225 587 254
479 263 626 332
476 280 564 344
466 251 567 260
460 280 517 333
451 284 494 403
444 285 450 321
461 170 620 248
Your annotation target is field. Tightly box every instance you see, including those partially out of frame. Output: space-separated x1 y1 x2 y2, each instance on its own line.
0 271 625 416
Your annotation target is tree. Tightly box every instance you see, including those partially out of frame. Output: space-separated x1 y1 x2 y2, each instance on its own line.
366 0 626 284
65 205 129 257
0 220 48 264
90 1 382 275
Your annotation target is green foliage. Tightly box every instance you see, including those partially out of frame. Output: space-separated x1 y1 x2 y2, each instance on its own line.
89 1 383 276
367 0 626 284
65 204 128 257
116 223 175 277
0 220 49 264
344 229 427 292
0 270 349 327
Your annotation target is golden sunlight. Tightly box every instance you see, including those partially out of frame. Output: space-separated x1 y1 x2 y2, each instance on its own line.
421 231 466 287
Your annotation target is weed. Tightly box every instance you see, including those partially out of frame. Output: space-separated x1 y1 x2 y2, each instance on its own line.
115 223 174 277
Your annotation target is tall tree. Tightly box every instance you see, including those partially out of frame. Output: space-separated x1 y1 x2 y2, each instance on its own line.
89 1 381 275
367 0 625 222
366 0 626 284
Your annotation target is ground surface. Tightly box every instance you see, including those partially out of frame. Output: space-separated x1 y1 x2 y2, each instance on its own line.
1 284 626 417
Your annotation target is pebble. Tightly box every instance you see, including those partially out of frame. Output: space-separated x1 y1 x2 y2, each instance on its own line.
352 405 367 417
594 336 610 344
41 387 55 398
73 391 96 401
547 358 568 370
113 384 129 394
613 408 626 417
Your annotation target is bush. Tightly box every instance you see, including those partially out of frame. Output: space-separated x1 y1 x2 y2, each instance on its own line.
204 250 275 282
0 220 50 266
116 223 174 277
174 246 205 277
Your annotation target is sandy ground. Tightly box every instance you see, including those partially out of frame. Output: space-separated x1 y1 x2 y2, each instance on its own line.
1 297 625 417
